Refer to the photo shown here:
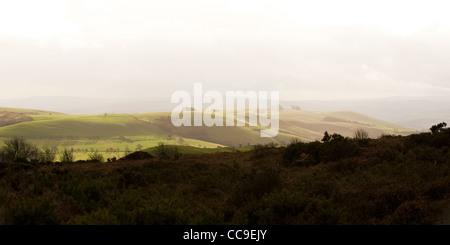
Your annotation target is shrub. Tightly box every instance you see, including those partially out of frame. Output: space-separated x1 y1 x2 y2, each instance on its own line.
354 129 369 140
265 142 279 148
257 190 343 225
1 137 38 162
405 125 450 149
6 198 57 225
60 148 75 163
423 177 450 200
65 209 119 225
121 151 154 160
321 138 359 162
322 131 331 142
229 168 281 207
282 141 322 166
38 147 56 164
430 122 447 134
284 136 359 165
107 157 117 163
253 144 265 151
254 142 278 151
155 142 181 160
88 152 105 163
330 133 345 142
430 129 450 148
387 200 434 225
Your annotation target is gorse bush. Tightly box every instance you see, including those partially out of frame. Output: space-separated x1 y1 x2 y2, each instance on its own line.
155 142 181 160
405 128 450 149
88 152 105 163
6 198 56 225
60 148 75 163
283 132 360 165
321 137 359 162
1 137 38 162
253 142 279 151
38 147 56 164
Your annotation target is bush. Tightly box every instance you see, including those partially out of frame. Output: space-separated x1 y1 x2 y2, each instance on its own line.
107 157 117 163
354 129 369 141
6 198 57 225
257 190 343 225
65 209 119 225
1 137 38 162
423 177 450 200
38 147 56 164
387 200 434 225
430 122 447 134
60 148 75 163
283 135 359 166
155 143 181 160
229 168 281 207
121 151 154 160
430 129 450 148
88 152 105 163
321 138 359 162
282 141 322 166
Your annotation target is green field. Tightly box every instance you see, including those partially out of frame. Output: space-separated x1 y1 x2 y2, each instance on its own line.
0 107 416 160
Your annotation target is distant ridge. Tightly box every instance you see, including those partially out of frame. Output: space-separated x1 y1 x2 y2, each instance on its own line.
0 107 415 148
0 107 64 127
2 96 449 130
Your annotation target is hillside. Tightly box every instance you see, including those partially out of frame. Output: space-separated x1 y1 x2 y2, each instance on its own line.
1 128 450 225
0 108 414 142
0 108 415 160
0 107 63 127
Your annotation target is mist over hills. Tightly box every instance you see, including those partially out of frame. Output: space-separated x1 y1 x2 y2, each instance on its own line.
1 95 448 131
285 96 450 131
0 96 171 115
0 104 414 151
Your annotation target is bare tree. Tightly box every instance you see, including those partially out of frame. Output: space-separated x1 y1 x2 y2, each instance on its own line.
354 129 369 140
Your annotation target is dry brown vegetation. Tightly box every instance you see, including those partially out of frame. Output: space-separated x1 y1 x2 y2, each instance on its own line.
0 112 33 127
0 128 450 225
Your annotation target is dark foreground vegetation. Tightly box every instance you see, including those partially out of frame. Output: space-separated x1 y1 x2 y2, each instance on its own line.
1 123 450 225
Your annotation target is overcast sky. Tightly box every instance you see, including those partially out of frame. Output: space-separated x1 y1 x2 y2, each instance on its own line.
1 0 450 101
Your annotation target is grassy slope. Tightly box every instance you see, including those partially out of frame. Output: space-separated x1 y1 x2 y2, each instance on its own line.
0 114 155 138
0 108 416 160
0 107 64 127
0 113 227 160
279 110 414 139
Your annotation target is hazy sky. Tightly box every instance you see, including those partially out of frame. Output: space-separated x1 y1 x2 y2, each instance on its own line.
1 0 450 101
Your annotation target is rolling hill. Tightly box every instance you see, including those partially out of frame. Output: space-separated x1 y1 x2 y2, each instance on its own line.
0 107 63 127
0 107 416 160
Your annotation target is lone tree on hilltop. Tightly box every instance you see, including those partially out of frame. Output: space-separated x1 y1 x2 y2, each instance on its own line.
322 131 331 142
430 122 447 134
354 129 369 140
